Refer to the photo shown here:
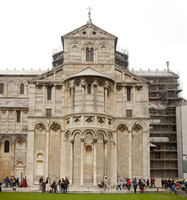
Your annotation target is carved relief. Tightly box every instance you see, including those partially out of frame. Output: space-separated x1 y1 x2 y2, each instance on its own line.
36 85 43 93
97 117 105 127
118 124 128 133
35 124 46 135
132 125 143 136
73 116 81 126
85 116 94 126
50 123 61 135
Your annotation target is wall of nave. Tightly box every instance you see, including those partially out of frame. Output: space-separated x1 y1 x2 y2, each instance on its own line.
0 135 27 181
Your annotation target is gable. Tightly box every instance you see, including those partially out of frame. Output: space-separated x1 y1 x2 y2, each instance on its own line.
29 66 64 83
61 23 117 48
115 66 148 84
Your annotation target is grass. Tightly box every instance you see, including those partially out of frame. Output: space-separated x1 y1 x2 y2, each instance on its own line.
0 193 185 200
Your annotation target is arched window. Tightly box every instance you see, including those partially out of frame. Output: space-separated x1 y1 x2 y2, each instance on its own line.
0 83 4 94
4 141 10 153
87 84 91 94
20 83 24 94
86 47 94 62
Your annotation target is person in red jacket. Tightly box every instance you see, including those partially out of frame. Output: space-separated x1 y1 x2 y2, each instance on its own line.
127 178 131 191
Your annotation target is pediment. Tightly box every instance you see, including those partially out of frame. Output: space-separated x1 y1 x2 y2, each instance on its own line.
115 66 148 84
28 66 63 83
67 67 113 81
61 23 117 47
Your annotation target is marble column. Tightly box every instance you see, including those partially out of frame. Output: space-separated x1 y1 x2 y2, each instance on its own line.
104 87 108 113
93 138 97 185
70 86 74 113
81 83 85 111
60 131 63 178
11 137 15 176
45 130 49 178
80 138 84 185
69 138 74 185
133 86 135 117
93 83 97 111
104 139 109 176
129 131 132 179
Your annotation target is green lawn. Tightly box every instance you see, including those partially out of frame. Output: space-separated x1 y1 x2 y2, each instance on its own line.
0 193 185 200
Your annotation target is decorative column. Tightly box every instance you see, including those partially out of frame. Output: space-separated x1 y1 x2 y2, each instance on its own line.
129 131 132 179
11 137 15 176
81 82 85 111
104 139 109 176
104 87 108 113
80 138 84 185
133 86 135 117
93 138 97 185
122 86 126 115
69 137 74 185
70 85 74 113
45 130 49 178
60 131 63 178
52 85 56 115
93 82 97 111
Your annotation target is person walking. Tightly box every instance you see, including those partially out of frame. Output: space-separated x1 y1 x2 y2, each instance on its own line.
133 179 138 193
116 178 121 190
104 176 109 191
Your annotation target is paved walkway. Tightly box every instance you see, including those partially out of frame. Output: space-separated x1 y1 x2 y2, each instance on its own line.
2 186 168 194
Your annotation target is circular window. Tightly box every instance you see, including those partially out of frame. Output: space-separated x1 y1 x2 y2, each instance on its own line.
92 31 96 35
82 31 86 35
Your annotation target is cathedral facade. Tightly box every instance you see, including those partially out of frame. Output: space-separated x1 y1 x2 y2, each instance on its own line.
0 17 150 186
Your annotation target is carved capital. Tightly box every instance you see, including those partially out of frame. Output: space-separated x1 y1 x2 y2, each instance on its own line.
93 138 97 143
104 139 109 144
80 138 85 142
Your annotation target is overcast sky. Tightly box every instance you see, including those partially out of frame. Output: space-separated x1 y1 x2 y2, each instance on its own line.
0 0 187 98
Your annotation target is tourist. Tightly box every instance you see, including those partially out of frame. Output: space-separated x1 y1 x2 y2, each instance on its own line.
104 176 109 191
64 177 69 193
4 177 9 188
60 178 65 193
0 182 2 192
116 178 121 190
51 180 57 193
41 180 46 193
127 178 131 191
146 179 149 188
133 178 137 193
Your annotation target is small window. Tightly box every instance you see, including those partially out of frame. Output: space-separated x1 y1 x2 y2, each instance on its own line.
4 141 10 153
46 108 51 117
87 84 91 94
92 31 96 35
20 83 24 94
16 111 21 123
82 31 86 35
47 86 52 100
0 83 4 94
127 87 131 101
86 47 94 62
126 110 132 117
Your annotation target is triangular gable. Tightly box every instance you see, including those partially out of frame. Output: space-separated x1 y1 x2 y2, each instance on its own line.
115 66 148 84
67 67 113 81
61 23 118 49
28 66 63 83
